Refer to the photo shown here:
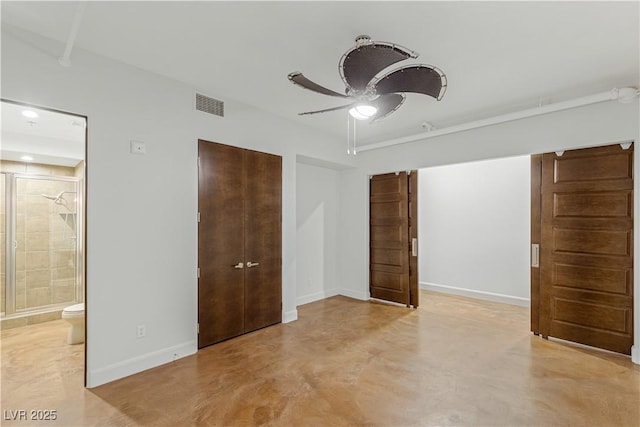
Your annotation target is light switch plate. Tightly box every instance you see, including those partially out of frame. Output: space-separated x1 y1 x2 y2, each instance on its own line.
136 324 146 338
130 140 146 154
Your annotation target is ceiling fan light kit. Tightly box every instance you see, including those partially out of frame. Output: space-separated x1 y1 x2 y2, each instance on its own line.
349 104 378 120
287 35 447 122
288 35 447 154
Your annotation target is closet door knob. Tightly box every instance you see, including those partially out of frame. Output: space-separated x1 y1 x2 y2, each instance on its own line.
246 262 260 268
233 262 244 269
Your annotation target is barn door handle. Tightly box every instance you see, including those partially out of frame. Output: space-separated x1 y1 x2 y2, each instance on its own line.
233 262 244 269
531 244 539 268
411 238 417 257
247 262 260 268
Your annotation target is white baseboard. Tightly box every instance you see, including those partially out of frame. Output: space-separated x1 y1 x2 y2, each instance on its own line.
420 282 530 307
632 345 639 365
87 340 197 388
337 288 369 301
296 288 339 306
283 309 298 323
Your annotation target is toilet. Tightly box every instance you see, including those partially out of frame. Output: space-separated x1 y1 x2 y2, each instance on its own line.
61 303 85 344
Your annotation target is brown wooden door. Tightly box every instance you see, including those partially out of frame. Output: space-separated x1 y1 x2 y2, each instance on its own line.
533 144 634 355
198 141 282 348
198 141 245 347
243 149 282 333
370 172 418 307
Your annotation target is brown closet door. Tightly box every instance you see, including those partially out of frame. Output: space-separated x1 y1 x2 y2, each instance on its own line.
198 140 245 348
370 172 411 306
539 144 633 354
243 149 282 332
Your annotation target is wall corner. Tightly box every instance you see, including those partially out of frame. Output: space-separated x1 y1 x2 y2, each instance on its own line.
283 309 298 323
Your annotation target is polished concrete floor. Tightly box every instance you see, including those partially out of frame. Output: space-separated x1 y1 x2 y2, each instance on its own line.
1 291 639 426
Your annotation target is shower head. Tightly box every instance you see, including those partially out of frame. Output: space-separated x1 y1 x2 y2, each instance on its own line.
41 191 66 202
41 191 77 212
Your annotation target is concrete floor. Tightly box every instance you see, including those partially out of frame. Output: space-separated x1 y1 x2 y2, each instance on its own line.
1 290 639 426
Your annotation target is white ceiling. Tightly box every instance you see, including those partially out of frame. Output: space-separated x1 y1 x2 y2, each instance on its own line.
2 1 638 146
1 101 85 167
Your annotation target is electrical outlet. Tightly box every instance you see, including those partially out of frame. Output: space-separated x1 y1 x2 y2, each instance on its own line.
136 324 146 338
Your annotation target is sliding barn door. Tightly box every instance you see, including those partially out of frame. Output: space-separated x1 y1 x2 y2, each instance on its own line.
370 172 418 307
532 144 634 355
198 140 282 348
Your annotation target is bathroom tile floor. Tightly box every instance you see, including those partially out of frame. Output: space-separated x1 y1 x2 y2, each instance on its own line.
1 291 639 426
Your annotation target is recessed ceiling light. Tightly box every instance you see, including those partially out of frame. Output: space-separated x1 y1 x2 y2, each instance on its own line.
20 155 34 162
21 110 39 119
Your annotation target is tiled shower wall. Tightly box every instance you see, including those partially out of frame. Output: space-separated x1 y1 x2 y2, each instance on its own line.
1 160 83 328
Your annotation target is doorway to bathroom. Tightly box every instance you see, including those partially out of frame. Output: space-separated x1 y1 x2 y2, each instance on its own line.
0 99 86 381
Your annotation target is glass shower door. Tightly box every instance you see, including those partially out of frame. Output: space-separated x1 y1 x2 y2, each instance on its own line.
1 174 5 315
3 175 80 316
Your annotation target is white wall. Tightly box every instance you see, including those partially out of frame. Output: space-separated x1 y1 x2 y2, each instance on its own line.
418 156 531 305
1 26 355 386
296 162 340 305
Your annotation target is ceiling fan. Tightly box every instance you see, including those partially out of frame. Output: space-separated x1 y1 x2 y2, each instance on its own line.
288 35 447 122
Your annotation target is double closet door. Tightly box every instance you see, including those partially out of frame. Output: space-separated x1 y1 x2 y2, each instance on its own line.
198 140 282 348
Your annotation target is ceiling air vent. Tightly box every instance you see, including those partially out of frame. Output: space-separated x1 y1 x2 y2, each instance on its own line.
195 93 224 117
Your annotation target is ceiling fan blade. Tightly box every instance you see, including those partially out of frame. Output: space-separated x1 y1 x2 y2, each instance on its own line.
340 43 417 92
373 65 447 100
371 93 406 122
288 72 349 98
298 103 354 116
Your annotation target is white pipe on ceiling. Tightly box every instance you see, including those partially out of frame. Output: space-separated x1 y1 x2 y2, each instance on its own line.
358 87 639 153
58 1 87 67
